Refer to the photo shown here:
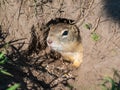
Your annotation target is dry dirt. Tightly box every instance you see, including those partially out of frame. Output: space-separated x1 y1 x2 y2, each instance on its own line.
0 0 120 90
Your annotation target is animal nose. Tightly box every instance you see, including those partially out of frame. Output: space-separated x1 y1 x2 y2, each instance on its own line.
47 40 53 44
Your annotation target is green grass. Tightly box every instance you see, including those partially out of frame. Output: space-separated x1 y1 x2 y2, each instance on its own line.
0 68 13 77
84 23 100 41
0 51 8 64
84 23 92 30
0 51 20 90
7 83 20 90
101 76 118 90
0 47 20 89
101 70 120 90
0 51 12 76
91 32 100 41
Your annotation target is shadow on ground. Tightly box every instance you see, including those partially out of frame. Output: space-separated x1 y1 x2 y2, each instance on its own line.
0 24 74 90
103 0 120 24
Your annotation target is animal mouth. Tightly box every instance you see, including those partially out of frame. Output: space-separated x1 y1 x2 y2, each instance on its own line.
48 45 56 50
49 45 62 51
51 46 58 50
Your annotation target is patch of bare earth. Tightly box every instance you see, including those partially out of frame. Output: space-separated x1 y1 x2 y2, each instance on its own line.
0 0 120 90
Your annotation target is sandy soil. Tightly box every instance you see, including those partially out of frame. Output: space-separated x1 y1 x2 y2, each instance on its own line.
0 0 120 90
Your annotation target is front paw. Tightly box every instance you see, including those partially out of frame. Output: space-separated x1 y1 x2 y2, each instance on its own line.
72 60 82 68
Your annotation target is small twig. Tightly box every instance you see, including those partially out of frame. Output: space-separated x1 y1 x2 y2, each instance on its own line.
33 0 39 18
54 0 65 17
91 16 101 33
75 0 95 26
17 0 23 20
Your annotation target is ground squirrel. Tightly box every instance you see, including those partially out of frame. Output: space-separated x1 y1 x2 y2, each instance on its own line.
47 23 83 68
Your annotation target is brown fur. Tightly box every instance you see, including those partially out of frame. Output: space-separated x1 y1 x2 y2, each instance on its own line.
47 23 83 68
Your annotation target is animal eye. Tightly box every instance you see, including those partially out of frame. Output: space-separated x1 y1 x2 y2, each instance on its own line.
62 30 68 36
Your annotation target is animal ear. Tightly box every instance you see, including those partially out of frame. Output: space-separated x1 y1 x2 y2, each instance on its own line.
50 25 55 30
71 25 79 33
